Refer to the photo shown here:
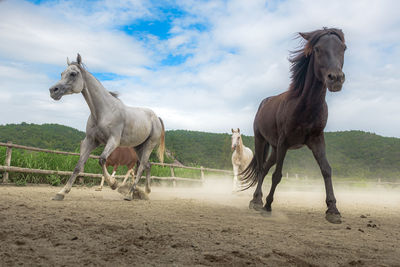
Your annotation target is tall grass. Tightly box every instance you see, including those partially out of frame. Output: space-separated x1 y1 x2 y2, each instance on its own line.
0 146 204 186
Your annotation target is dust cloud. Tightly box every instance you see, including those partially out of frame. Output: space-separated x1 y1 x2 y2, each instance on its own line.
148 175 400 213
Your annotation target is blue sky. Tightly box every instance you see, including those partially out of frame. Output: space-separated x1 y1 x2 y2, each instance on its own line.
0 0 400 137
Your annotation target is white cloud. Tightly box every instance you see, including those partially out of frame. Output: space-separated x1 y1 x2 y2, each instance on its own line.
0 0 399 138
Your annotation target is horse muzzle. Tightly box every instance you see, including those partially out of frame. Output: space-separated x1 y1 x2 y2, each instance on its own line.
326 71 345 92
49 85 67 100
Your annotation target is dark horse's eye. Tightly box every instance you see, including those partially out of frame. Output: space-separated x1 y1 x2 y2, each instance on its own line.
314 46 320 53
344 45 347 51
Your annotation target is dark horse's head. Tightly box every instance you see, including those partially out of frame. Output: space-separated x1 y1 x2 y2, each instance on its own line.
290 28 346 93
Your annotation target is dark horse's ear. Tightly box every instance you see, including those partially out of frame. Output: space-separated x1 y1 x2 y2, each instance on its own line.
77 53 82 65
299 32 311 41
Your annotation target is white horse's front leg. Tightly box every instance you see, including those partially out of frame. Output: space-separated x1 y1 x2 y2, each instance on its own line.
232 164 239 191
100 137 120 190
53 137 98 200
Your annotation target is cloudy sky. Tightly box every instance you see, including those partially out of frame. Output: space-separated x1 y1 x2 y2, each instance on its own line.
0 0 399 137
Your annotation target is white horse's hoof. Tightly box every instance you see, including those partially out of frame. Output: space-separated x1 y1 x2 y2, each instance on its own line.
110 181 118 190
118 184 130 195
52 194 64 201
145 186 151 194
95 187 103 191
124 195 133 201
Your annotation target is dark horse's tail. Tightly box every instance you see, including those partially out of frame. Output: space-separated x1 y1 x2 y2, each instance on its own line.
239 141 269 191
239 156 259 190
239 98 271 191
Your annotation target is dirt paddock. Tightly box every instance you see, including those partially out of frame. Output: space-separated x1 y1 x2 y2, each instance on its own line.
0 180 399 266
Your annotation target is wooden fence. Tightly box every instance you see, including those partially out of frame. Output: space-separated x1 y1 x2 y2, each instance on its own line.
1 141 398 187
0 141 232 186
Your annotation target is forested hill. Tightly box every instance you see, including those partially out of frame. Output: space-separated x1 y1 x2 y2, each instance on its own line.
0 123 399 180
0 123 85 152
165 130 400 180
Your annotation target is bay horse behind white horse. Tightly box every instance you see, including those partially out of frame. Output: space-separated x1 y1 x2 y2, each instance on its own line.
231 128 253 191
49 54 165 201
95 147 139 191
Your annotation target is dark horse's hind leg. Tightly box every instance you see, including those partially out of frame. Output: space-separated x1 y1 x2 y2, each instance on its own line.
248 133 269 210
265 140 287 212
307 135 341 224
250 147 277 211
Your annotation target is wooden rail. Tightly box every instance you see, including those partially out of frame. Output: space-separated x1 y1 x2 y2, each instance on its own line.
0 141 100 159
0 141 228 185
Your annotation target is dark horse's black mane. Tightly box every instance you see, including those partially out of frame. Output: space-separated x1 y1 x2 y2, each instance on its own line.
288 28 345 98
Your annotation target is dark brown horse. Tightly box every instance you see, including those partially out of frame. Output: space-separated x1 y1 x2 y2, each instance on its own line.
241 28 346 224
96 147 139 191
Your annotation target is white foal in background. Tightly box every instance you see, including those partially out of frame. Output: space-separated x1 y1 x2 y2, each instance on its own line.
231 128 253 191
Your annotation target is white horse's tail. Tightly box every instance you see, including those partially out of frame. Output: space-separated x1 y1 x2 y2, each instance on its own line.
158 117 165 163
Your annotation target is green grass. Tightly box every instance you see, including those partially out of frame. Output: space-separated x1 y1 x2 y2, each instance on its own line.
0 146 201 186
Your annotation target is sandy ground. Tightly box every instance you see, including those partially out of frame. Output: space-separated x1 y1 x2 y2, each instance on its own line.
0 179 399 266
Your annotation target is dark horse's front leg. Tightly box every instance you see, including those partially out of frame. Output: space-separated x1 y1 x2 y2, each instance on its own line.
52 137 99 200
265 139 287 213
307 134 341 224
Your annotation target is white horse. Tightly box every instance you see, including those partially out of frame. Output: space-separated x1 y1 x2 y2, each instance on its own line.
49 54 165 201
231 128 253 191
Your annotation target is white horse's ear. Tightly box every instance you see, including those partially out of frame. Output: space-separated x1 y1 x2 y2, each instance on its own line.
77 53 82 65
237 128 240 133
231 128 234 133
67 57 71 65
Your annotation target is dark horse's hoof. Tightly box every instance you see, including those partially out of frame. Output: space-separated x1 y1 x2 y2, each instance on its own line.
326 212 342 224
52 194 64 201
249 200 264 211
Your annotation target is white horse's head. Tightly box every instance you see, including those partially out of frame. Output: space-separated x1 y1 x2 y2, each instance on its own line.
231 128 241 151
49 54 85 100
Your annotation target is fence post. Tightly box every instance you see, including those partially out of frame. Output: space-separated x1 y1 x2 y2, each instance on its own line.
3 141 12 183
200 166 205 184
170 166 176 187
